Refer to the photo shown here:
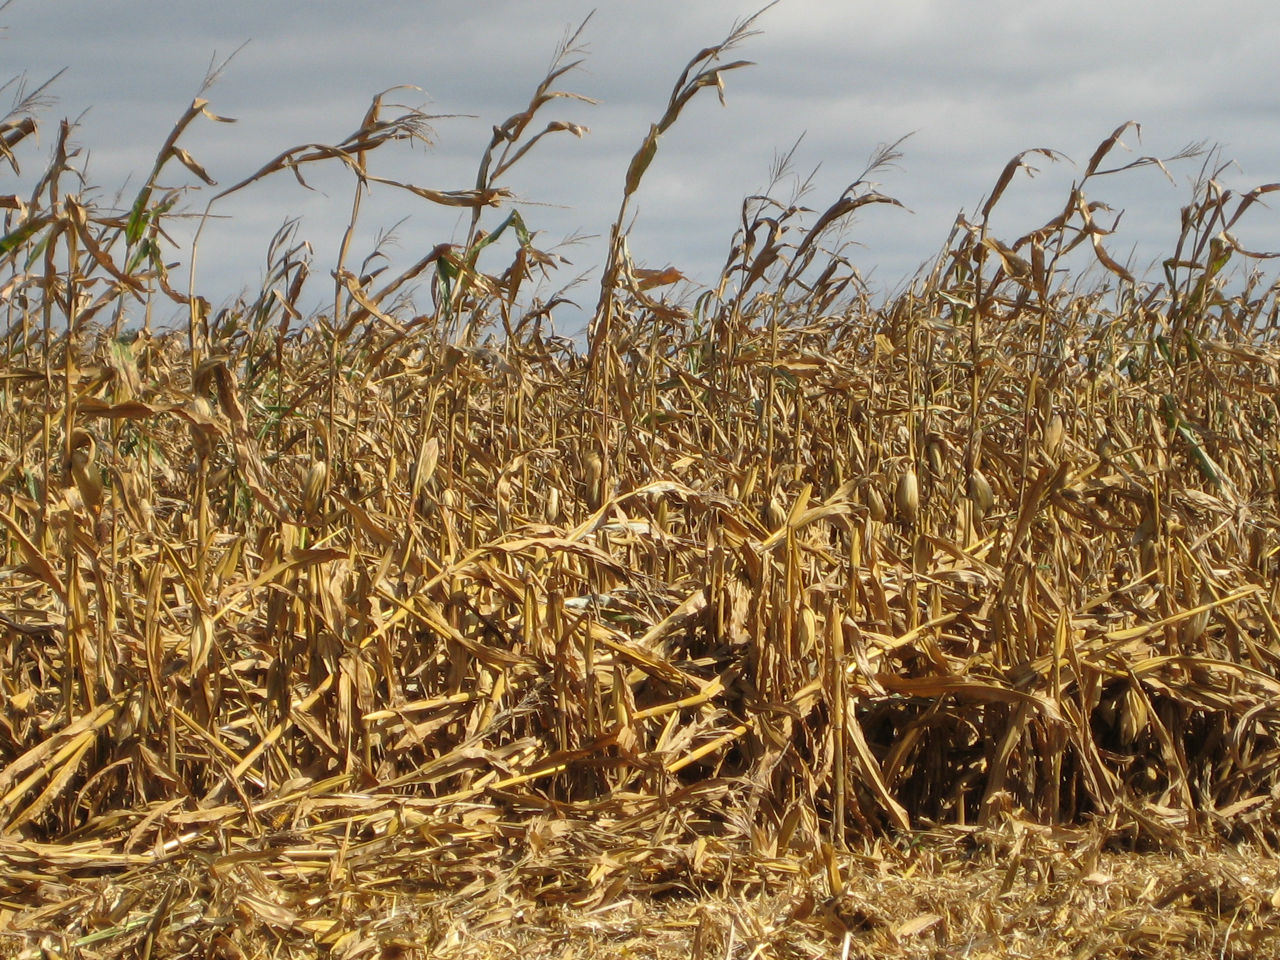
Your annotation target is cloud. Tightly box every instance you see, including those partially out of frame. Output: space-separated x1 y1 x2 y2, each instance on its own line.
3 0 1277 330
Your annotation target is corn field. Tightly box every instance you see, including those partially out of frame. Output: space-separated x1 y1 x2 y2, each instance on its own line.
3 11 1280 959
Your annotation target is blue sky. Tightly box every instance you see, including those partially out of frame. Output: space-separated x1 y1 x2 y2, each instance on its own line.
4 0 1278 332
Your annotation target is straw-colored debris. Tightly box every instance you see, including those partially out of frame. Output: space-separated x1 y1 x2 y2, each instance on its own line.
3 819 1279 958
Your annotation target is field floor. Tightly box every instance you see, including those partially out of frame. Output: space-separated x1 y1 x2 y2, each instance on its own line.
3 816 1279 959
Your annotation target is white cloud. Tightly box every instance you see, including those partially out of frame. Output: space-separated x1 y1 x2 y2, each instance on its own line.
3 0 1276 331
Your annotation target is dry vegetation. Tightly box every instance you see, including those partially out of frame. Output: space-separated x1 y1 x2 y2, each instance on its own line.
5 10 1280 959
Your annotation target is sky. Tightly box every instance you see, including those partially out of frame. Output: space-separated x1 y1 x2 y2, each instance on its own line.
4 0 1278 334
